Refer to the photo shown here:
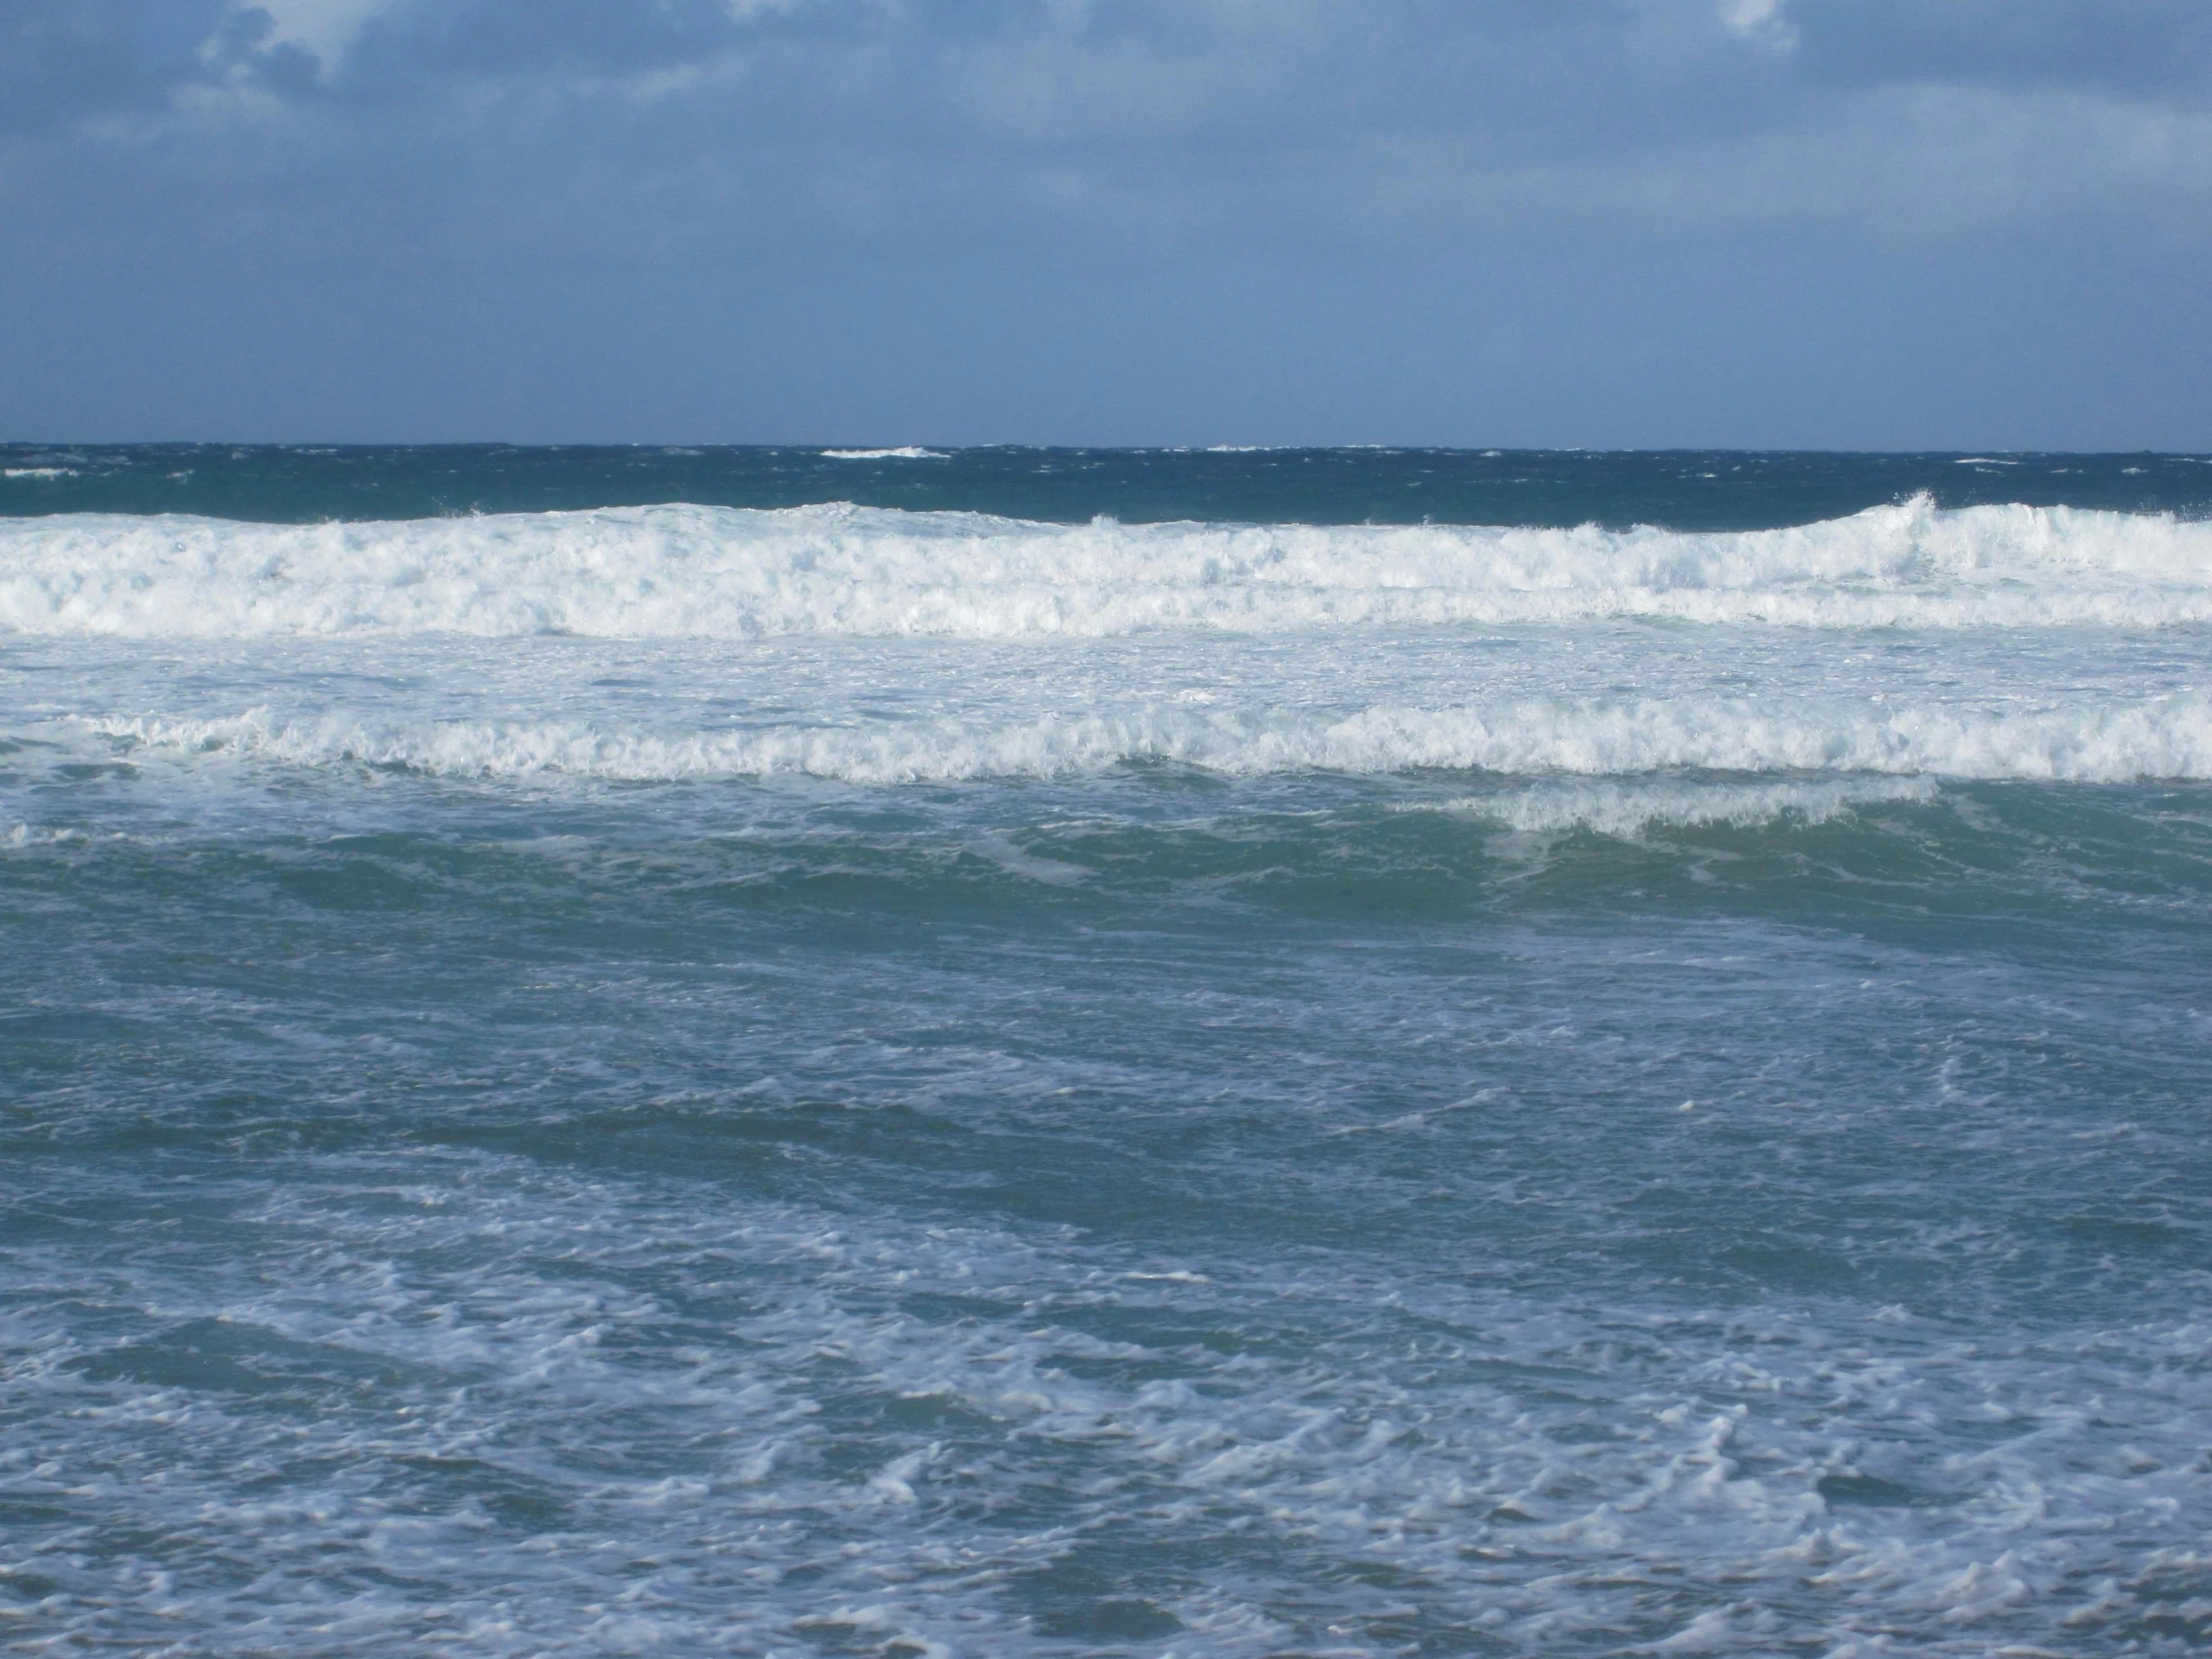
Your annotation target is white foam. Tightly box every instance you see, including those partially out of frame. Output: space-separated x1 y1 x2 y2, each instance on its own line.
14 1137 2200 1656
819 448 949 460
4 496 2209 640
1431 776 1942 836
3 467 75 480
87 693 2212 785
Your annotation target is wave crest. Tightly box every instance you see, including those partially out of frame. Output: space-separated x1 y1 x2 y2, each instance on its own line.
5 496 2210 639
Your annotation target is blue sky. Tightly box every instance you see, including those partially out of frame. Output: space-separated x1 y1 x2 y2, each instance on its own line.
3 0 2207 446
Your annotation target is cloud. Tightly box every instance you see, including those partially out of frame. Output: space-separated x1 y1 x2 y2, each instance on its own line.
1785 0 2212 94
0 1 171 134
227 0 406 70
1717 0 1793 47
3 1 2209 268
3 0 2205 445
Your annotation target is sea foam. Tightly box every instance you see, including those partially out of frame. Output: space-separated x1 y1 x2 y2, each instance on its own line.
5 496 2209 639
1438 775 1943 836
88 692 2212 784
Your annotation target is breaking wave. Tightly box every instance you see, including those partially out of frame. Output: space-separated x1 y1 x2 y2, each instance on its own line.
5 496 2210 639
88 692 2212 785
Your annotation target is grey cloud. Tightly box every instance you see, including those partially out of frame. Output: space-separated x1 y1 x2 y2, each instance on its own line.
336 0 851 84
0 0 368 134
2 0 2207 445
24 1 2207 174
0 0 185 134
1782 0 2212 96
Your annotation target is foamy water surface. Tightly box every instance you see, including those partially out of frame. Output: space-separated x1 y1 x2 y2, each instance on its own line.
4 450 2210 1656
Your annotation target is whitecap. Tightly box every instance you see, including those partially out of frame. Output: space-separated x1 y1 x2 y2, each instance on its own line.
5 495 2210 641
85 692 2212 786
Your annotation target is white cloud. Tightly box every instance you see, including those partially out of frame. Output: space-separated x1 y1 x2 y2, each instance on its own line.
1718 0 1795 46
223 0 410 72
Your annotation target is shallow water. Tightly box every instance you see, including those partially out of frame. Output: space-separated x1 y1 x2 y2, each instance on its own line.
3 449 2209 1654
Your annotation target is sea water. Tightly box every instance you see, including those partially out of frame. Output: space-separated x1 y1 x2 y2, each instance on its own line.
3 447 2209 1655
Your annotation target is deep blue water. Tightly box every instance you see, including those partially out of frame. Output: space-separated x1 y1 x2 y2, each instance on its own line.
3 448 2210 1654
5 440 2208 527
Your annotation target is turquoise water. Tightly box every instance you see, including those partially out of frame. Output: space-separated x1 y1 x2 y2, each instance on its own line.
3 448 2211 1654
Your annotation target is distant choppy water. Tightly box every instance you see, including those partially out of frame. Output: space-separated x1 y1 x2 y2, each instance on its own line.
4 446 2211 1656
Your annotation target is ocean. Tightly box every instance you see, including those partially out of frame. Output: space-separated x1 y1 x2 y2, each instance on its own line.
3 445 2209 1655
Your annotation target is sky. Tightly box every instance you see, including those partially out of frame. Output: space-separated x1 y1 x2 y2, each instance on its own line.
2 0 2208 447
